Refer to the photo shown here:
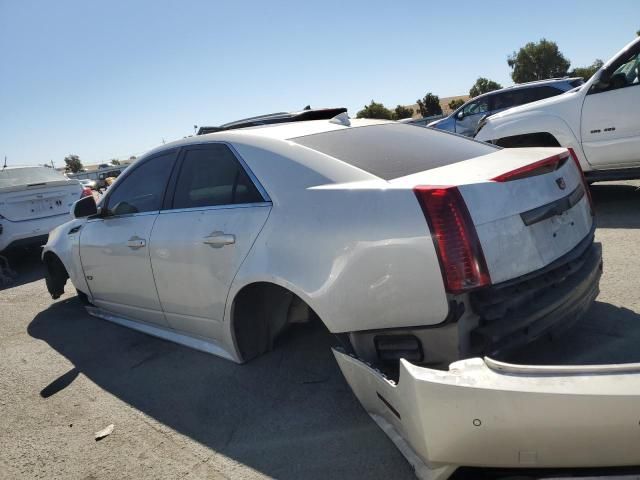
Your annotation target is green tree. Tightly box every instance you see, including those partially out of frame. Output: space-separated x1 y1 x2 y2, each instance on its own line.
448 98 465 111
570 59 604 80
110 158 121 165
469 77 503 98
356 100 393 120
507 39 570 83
416 93 442 117
392 105 414 120
64 154 83 173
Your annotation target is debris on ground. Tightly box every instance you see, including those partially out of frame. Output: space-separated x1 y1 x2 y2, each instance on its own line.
94 424 114 441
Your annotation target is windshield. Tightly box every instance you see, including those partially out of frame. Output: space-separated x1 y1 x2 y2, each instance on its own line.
0 167 68 189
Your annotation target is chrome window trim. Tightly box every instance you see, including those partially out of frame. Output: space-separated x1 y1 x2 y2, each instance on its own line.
86 210 160 223
158 202 271 215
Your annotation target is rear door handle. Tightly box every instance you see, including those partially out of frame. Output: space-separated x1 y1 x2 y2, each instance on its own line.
126 237 146 249
203 232 235 248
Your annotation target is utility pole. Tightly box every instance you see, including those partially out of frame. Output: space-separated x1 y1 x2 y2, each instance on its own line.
2 156 6 169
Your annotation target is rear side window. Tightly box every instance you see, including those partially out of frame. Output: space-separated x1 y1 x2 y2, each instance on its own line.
0 167 66 188
530 86 564 101
291 123 498 180
172 144 263 209
106 152 175 216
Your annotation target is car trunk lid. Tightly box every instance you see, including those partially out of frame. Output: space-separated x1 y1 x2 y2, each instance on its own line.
392 147 593 285
0 180 82 221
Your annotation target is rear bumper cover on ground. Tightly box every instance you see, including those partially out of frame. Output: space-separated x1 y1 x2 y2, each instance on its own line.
334 349 640 479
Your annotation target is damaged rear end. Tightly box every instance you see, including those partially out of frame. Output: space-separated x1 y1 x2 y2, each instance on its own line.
331 142 632 477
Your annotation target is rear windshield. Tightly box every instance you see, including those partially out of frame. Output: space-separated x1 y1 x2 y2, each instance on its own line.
291 123 498 180
0 167 67 189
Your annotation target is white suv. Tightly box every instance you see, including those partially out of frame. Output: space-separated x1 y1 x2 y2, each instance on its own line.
476 36 640 182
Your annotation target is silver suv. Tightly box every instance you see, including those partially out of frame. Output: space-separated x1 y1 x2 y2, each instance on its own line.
428 77 583 136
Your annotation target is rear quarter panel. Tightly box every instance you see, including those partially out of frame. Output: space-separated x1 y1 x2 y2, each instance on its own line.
223 139 449 334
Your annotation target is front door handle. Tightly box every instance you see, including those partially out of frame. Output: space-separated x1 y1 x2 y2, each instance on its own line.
126 236 146 249
203 232 235 248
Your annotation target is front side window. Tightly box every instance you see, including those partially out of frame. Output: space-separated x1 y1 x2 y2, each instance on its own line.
592 49 640 94
462 98 489 117
172 144 263 209
105 152 175 216
608 52 640 89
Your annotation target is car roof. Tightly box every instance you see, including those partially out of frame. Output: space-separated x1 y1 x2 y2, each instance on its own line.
145 118 392 157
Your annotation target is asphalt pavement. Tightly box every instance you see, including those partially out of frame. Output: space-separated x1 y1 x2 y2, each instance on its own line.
1 181 640 480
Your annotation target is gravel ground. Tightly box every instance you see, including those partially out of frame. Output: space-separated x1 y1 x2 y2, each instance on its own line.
1 181 640 480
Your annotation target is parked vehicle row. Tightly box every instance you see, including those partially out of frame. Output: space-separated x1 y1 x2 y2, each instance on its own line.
429 77 583 136
476 36 640 183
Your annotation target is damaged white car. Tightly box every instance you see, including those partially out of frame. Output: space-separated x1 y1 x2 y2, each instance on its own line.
44 109 632 478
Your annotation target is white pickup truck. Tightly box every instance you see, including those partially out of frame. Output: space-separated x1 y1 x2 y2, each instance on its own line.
476 36 640 183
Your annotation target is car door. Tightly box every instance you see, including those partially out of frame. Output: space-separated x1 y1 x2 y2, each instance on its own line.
581 48 640 168
79 150 177 328
149 143 271 340
455 97 489 136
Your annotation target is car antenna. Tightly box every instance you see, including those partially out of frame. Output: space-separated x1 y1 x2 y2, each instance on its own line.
2 156 6 170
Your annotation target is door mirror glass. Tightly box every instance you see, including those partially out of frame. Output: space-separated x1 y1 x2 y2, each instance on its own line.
73 195 98 218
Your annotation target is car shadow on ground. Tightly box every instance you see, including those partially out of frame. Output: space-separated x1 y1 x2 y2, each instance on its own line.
0 247 45 291
592 183 640 229
508 301 640 365
27 297 415 480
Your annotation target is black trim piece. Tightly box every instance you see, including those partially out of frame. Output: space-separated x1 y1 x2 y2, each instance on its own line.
376 392 401 420
585 166 640 183
520 184 584 226
197 107 348 134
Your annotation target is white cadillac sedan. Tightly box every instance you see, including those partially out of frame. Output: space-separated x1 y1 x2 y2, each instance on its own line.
43 112 640 478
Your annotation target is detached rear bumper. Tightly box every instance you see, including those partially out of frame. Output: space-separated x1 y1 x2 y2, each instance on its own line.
334 350 640 479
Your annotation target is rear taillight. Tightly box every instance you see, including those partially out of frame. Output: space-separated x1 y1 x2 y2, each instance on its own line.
414 185 491 293
568 147 594 215
81 187 92 198
491 152 569 182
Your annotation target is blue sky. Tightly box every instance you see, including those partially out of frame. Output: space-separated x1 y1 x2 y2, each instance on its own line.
1 0 638 166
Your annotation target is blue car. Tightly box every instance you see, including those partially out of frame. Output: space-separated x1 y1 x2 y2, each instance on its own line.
428 77 583 137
